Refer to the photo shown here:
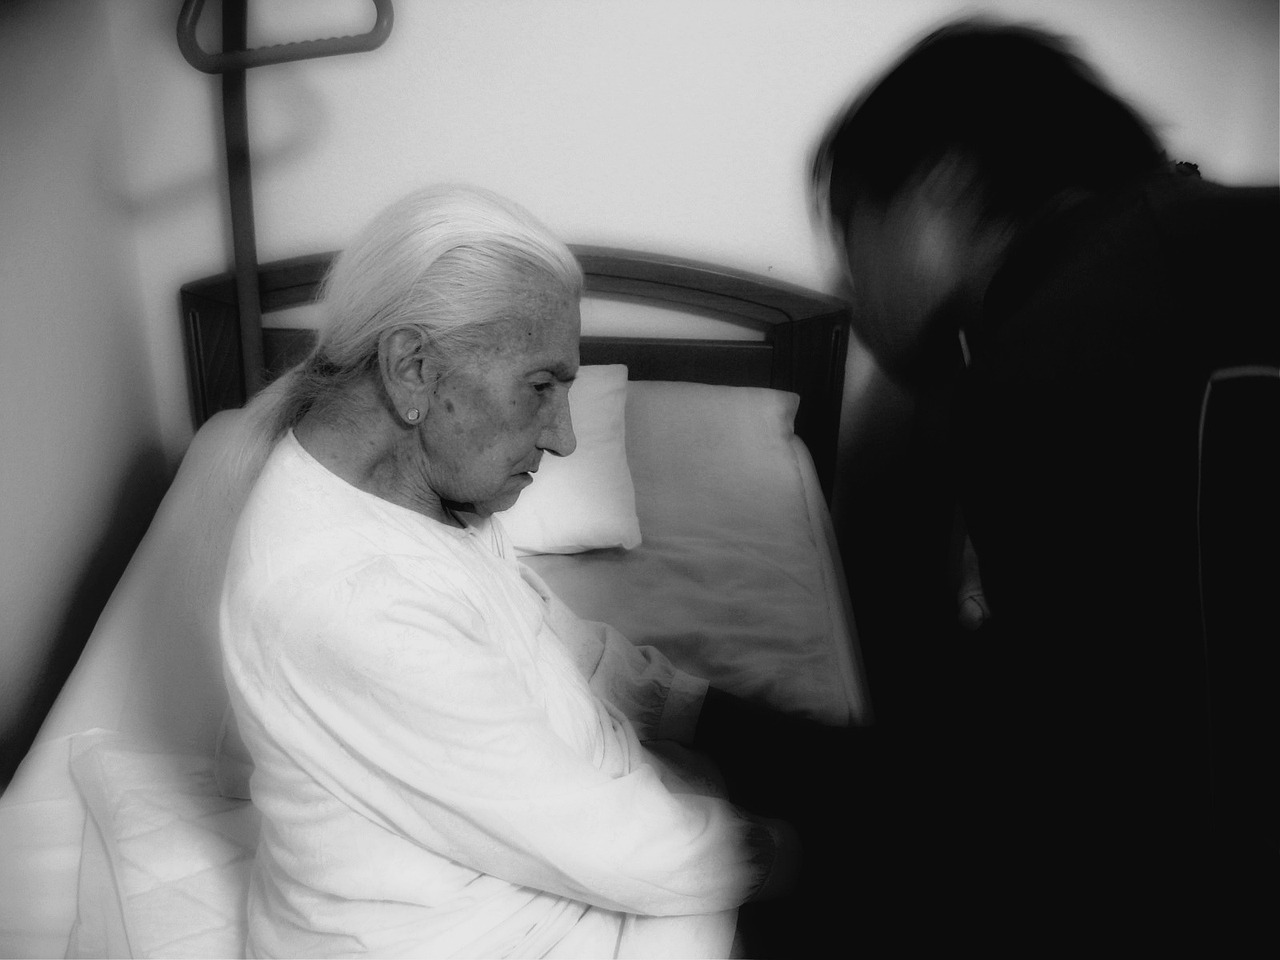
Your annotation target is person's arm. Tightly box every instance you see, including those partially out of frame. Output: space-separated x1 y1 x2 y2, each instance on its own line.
259 561 769 917
535 573 707 744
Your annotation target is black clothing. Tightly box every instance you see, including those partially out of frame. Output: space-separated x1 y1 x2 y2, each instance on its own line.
932 173 1278 948
695 688 888 958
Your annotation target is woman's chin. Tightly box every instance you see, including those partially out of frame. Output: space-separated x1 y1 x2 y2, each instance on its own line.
469 474 533 517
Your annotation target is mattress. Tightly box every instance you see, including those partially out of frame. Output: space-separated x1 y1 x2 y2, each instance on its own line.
526 378 864 725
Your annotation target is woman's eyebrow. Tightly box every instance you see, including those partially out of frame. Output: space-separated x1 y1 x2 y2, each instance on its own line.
527 362 577 382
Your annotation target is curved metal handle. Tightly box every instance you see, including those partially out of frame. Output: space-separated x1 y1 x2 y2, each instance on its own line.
177 0 393 74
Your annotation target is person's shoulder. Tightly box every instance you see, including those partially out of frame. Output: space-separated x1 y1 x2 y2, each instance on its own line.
1141 173 1278 240
1143 173 1279 289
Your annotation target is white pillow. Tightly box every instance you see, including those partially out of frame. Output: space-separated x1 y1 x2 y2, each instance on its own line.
498 364 641 556
68 732 260 960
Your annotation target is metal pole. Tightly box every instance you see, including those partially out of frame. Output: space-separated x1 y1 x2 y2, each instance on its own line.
222 0 265 397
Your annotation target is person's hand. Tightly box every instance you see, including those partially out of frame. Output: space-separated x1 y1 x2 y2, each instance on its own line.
745 815 802 902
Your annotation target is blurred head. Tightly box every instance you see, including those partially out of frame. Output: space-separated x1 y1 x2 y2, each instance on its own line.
812 18 1166 383
280 184 584 516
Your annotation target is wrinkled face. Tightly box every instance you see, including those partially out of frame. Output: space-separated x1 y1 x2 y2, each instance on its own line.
418 278 580 517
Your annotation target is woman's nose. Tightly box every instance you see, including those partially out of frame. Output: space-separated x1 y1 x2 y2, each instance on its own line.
539 391 576 457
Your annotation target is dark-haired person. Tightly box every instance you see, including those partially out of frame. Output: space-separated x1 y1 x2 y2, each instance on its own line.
812 18 1277 950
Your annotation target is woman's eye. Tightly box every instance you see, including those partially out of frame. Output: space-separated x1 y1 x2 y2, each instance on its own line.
532 381 554 394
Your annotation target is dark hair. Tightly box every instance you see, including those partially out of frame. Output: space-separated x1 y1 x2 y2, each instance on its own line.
812 18 1167 234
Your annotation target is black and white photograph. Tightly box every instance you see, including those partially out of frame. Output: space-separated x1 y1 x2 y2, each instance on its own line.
2 2 1275 957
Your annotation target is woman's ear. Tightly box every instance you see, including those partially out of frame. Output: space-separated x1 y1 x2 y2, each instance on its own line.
378 326 436 421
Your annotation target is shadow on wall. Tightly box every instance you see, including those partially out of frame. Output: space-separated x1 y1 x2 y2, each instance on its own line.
0 448 171 791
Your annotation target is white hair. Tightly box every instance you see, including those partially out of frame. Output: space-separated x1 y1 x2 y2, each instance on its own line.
267 184 582 435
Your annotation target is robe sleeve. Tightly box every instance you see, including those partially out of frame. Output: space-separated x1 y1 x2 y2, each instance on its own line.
520 564 709 743
252 556 759 918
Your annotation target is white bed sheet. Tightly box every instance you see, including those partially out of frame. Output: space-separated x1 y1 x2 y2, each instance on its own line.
526 379 865 726
0 378 865 959
0 409 260 959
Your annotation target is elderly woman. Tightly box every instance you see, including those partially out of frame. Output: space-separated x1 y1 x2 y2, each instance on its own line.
219 185 800 959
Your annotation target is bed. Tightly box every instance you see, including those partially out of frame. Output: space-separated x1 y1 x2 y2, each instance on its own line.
0 0 868 953
0 240 867 958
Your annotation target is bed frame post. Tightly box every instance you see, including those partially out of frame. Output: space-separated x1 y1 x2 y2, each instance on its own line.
771 311 848 503
220 0 267 398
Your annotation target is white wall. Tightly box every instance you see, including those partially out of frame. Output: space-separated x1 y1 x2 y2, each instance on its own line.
0 1 168 776
2 0 1276 777
109 0 1280 463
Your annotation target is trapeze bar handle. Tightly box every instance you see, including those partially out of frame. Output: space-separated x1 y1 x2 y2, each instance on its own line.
177 0 393 74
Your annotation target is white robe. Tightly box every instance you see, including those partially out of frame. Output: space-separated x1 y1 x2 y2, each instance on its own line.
220 433 756 958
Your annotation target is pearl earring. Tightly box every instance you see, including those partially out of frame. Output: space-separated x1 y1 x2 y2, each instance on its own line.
405 408 421 422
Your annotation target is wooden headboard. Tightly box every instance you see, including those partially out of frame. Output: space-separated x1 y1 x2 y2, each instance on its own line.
180 245 849 500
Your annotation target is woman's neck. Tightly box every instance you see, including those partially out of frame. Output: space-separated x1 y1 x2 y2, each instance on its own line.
293 385 459 527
